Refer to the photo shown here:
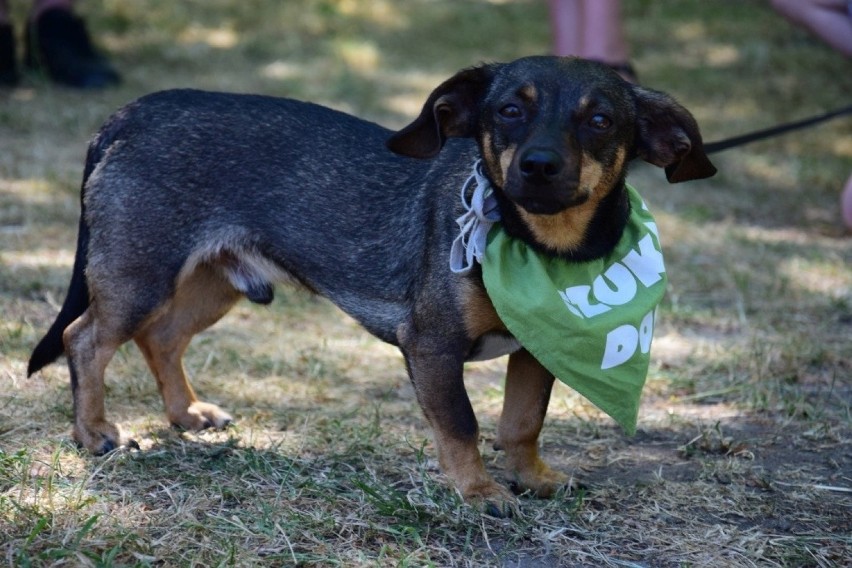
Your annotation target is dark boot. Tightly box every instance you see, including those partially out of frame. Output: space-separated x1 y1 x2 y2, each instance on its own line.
0 23 18 87
25 8 120 88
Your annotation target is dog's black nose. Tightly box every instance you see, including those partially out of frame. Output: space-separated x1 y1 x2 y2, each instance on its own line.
519 149 563 184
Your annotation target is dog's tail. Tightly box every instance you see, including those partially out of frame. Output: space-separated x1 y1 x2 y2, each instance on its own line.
27 122 116 377
26 215 89 376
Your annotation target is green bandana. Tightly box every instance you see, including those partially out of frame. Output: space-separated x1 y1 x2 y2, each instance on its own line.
482 185 666 434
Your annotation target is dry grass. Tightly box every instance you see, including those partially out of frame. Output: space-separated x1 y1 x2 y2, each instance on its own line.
1 0 850 566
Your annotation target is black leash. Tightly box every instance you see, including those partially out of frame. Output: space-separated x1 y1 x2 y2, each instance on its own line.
703 103 852 154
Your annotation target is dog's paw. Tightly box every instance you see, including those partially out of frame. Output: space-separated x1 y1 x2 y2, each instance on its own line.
464 482 519 518
170 401 233 431
73 419 129 455
507 459 575 498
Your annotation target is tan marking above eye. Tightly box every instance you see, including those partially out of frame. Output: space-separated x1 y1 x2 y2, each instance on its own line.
518 84 538 103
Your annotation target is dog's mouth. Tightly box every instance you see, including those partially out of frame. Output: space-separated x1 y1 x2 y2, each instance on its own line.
510 186 590 215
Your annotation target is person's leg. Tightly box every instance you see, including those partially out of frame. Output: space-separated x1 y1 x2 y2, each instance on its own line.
578 0 630 65
550 0 583 57
26 0 121 88
549 0 635 81
772 0 852 229
771 0 852 57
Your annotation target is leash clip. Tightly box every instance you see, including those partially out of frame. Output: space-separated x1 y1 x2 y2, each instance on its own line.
449 160 501 275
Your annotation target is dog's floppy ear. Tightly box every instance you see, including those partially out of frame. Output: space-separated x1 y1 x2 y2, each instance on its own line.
631 85 717 183
387 64 498 159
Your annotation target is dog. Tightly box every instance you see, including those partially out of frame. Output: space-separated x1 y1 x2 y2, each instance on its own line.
28 56 715 516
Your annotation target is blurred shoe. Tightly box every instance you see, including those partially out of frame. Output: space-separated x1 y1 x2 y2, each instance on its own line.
25 8 120 88
0 23 18 87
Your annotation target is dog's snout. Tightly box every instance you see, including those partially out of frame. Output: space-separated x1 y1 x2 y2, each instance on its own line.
519 149 563 184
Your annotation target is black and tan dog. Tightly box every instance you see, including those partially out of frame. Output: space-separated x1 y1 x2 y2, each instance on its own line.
28 56 715 515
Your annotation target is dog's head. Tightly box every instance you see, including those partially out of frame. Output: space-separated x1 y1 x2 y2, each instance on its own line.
387 56 716 258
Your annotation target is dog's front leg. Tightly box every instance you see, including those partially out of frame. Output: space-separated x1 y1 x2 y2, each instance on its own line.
495 348 571 497
403 343 517 516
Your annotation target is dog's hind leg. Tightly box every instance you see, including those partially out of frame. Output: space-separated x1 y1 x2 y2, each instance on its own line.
494 349 570 497
134 263 240 432
63 306 132 454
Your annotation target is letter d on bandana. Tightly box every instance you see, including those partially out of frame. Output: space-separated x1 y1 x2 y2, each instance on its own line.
482 185 666 434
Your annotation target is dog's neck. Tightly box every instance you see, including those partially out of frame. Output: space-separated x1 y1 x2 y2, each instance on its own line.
491 175 631 263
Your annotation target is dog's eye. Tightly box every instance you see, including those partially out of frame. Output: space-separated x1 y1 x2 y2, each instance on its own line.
588 114 613 131
498 104 523 120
